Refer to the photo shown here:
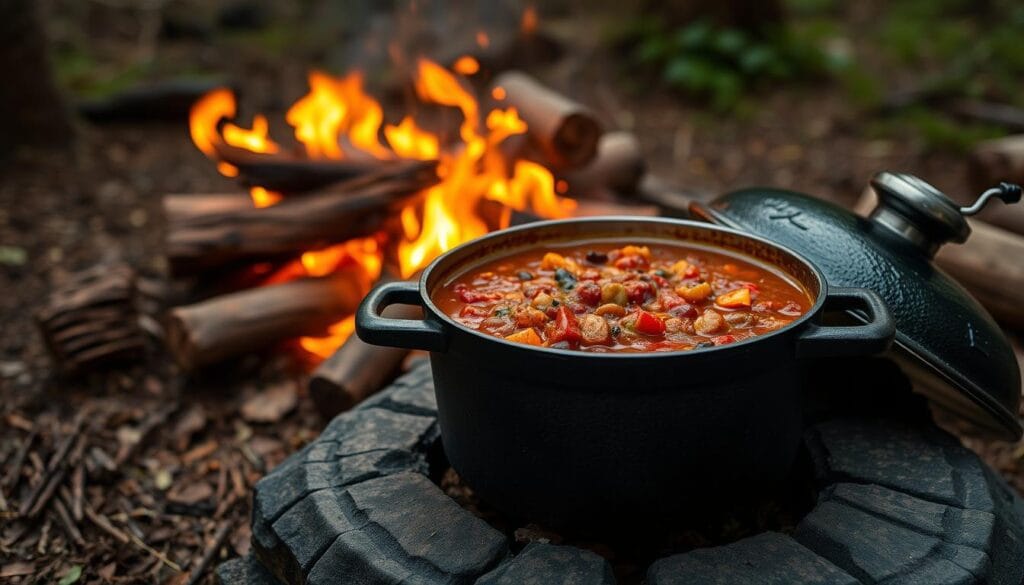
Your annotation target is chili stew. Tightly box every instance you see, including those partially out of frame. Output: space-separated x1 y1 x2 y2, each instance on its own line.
433 242 813 352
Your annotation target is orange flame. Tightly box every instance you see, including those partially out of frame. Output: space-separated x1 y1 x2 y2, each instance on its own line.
395 60 573 278
222 115 279 154
476 31 490 48
285 71 390 160
190 87 235 158
295 237 384 357
384 116 439 160
249 186 283 208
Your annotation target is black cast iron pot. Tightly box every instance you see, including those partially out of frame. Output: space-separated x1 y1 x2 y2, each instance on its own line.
356 218 895 526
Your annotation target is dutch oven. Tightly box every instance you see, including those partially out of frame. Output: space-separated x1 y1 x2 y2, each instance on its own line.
356 217 896 525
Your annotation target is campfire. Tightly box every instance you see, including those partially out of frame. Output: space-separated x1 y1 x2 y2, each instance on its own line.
159 29 667 414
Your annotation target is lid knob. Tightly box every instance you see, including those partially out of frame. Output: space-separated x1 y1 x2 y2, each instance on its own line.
868 171 1022 257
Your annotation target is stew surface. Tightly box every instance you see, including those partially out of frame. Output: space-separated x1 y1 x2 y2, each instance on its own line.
433 242 813 352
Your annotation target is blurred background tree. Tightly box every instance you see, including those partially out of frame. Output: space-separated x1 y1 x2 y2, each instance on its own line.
0 0 73 156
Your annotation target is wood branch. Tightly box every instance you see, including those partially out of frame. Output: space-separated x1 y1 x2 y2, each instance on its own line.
856 189 1024 328
77 79 232 123
213 143 436 193
492 71 602 170
559 131 645 198
186 520 233 585
948 99 1024 133
166 274 366 370
35 264 147 371
968 135 1024 235
166 170 435 276
936 219 1024 329
309 275 416 418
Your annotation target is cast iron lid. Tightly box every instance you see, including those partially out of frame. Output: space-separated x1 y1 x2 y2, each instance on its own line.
691 172 1023 439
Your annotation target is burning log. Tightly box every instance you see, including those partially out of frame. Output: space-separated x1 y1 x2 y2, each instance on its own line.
309 276 417 418
560 131 646 198
492 71 602 170
213 143 436 193
166 170 435 276
856 189 1024 328
166 274 365 370
36 264 149 371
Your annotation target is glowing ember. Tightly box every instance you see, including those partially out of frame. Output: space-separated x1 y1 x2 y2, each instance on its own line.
453 55 480 76
249 186 282 208
188 51 575 362
521 6 539 35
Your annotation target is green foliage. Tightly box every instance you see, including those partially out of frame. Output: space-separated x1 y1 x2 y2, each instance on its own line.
874 0 1024 107
618 17 845 111
58 566 83 585
867 108 1004 153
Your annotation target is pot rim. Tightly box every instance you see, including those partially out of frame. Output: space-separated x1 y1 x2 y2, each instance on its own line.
416 216 831 360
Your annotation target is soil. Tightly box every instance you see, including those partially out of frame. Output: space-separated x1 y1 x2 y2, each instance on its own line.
1 3 1022 584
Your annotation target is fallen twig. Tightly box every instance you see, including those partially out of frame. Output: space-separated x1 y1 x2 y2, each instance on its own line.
2 430 36 491
84 502 182 573
52 496 84 548
186 520 234 585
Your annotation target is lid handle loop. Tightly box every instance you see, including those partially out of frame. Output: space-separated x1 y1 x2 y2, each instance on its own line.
959 182 1023 216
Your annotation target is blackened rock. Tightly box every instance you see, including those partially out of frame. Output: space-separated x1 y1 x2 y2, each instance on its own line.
825 482 995 550
215 554 282 585
805 419 994 512
359 360 437 417
475 542 614 585
795 500 984 583
647 532 858 585
344 472 508 582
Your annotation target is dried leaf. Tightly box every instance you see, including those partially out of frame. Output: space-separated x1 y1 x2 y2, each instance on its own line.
167 481 214 506
172 405 206 451
98 562 117 580
231 523 252 557
240 381 297 423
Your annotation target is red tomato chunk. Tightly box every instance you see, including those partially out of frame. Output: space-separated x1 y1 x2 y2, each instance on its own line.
433 243 812 353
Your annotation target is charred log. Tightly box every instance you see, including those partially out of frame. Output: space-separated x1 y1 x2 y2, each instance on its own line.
166 274 365 370
165 169 436 276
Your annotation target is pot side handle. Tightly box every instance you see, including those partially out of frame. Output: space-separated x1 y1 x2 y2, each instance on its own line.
356 281 448 352
796 287 895 358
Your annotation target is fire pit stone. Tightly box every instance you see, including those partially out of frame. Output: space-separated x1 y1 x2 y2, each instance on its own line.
475 542 614 584
236 360 1024 585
